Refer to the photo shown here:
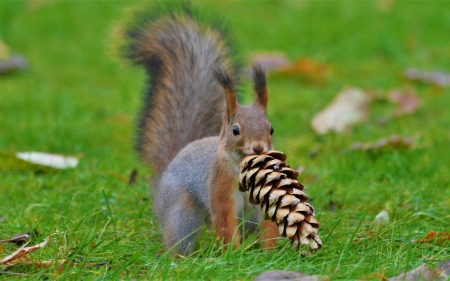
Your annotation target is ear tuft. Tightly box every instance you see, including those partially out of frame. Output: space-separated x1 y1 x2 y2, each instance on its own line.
252 65 268 110
212 68 238 121
212 68 234 91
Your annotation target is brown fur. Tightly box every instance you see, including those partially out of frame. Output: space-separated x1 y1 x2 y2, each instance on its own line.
210 155 241 248
259 220 278 250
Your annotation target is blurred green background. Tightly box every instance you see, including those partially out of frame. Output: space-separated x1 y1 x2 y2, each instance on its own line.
0 0 449 279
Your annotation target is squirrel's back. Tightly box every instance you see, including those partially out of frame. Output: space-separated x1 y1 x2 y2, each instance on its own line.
121 5 239 174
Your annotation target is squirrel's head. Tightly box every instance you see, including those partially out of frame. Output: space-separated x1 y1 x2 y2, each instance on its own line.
214 66 274 162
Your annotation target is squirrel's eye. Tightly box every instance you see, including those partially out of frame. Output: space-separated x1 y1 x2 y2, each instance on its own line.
270 126 274 135
232 125 240 136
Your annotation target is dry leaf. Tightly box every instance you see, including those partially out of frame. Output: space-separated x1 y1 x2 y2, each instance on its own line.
0 235 107 275
362 271 388 281
16 152 79 169
254 270 329 281
0 236 50 265
248 54 328 85
311 88 371 134
0 56 28 75
0 151 57 173
416 230 450 244
373 210 389 229
0 234 30 246
405 68 450 87
2 258 107 275
351 135 413 151
388 264 436 281
249 52 290 73
388 89 421 116
435 260 450 279
275 57 329 85
0 230 38 246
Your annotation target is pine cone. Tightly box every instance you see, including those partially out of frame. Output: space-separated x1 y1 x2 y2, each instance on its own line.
239 151 322 250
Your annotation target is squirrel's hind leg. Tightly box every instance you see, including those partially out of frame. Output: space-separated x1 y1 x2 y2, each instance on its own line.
156 188 203 256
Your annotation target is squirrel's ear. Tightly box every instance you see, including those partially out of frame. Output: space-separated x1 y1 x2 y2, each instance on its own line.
213 69 238 122
252 65 268 111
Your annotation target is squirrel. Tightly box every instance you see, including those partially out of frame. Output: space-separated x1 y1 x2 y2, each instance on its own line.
121 5 278 255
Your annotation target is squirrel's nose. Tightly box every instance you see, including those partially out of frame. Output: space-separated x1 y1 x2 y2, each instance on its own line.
252 143 265 154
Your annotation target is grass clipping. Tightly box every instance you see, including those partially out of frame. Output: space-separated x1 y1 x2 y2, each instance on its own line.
239 151 322 250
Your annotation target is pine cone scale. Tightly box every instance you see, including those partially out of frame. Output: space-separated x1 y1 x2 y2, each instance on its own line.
268 189 287 204
264 159 284 169
287 212 305 225
280 194 300 207
255 169 273 185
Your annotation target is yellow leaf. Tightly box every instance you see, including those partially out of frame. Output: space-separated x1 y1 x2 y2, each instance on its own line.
0 236 50 265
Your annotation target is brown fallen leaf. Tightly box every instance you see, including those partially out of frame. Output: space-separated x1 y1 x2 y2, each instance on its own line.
0 234 30 246
254 270 329 281
0 236 50 265
361 270 388 281
388 264 436 281
388 89 421 116
275 57 329 85
351 135 413 151
0 229 38 246
0 234 107 275
416 230 450 244
311 88 371 134
3 258 108 275
405 68 450 87
248 54 329 84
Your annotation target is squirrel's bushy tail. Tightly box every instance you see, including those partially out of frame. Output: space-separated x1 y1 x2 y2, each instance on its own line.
120 4 239 174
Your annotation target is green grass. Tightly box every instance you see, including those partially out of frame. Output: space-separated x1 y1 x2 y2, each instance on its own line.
1 0 449 280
